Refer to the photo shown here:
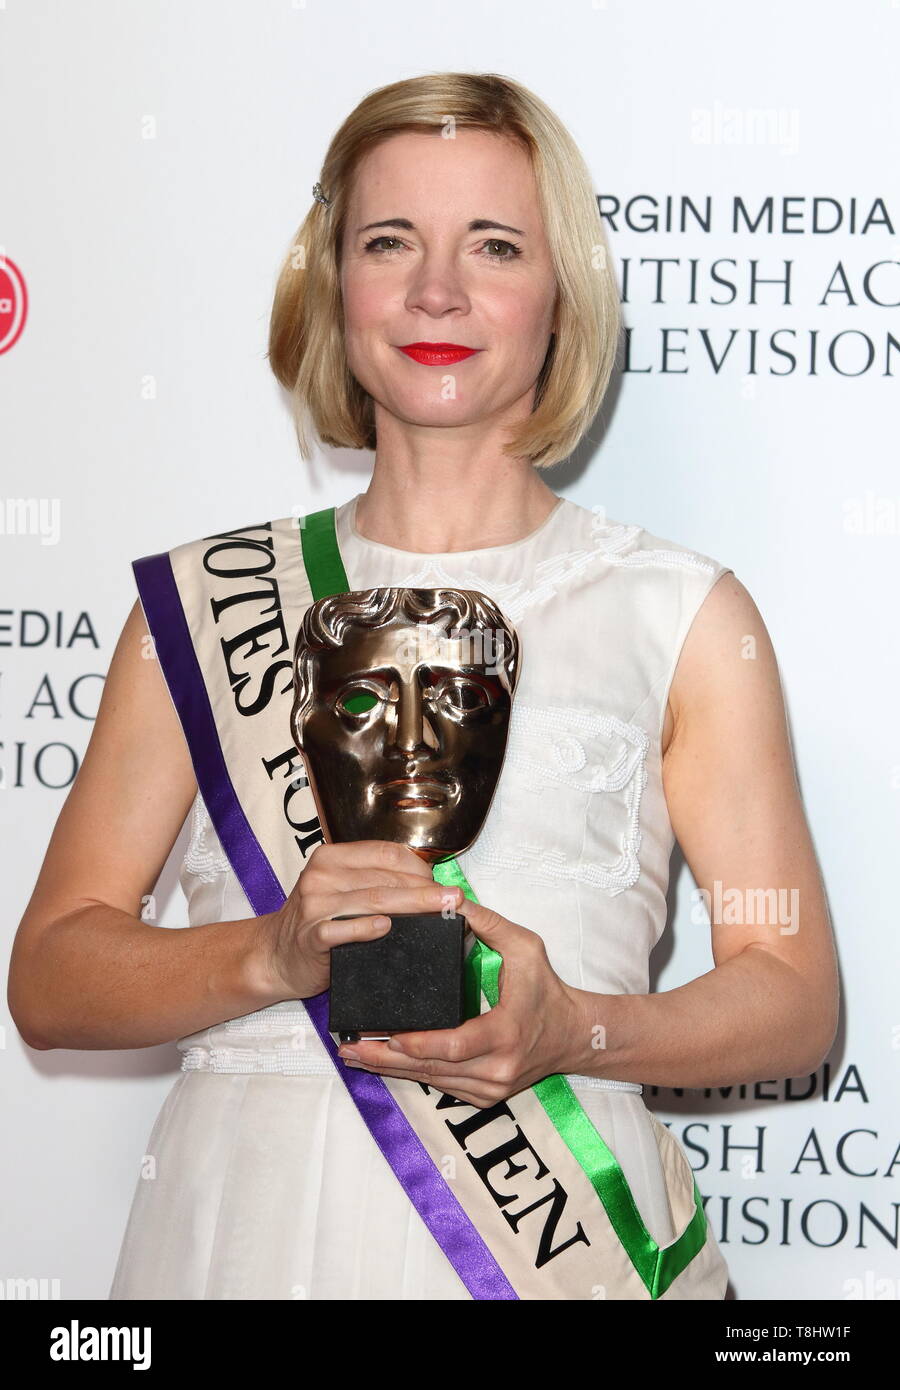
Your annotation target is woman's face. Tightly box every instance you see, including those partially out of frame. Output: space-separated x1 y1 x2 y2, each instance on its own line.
339 129 558 435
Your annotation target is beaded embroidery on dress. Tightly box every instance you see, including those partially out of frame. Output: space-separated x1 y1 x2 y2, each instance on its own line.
182 795 231 883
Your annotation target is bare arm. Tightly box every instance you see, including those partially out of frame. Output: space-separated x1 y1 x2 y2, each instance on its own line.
8 599 460 1052
568 572 840 1087
7 598 273 1049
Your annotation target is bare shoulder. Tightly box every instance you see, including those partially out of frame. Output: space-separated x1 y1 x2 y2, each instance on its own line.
662 572 776 756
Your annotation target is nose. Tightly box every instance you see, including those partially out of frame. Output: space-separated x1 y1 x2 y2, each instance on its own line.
390 676 432 758
404 249 471 318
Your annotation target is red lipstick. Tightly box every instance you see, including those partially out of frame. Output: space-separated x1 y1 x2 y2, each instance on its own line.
397 342 482 365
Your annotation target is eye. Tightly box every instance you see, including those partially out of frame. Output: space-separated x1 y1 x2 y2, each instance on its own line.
362 235 522 261
481 238 522 261
363 235 405 255
429 677 492 717
335 683 382 717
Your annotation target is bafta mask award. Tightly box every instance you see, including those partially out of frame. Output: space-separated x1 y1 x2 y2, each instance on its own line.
291 587 520 1042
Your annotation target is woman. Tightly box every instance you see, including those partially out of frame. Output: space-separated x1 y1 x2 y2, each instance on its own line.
8 72 838 1301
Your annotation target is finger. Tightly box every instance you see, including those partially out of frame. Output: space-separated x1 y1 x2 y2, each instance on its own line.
343 1033 501 1080
456 897 536 949
310 839 435 879
382 1009 502 1064
324 880 463 923
314 914 393 949
309 865 443 894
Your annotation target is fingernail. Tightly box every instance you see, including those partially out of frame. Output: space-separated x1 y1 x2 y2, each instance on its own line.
387 1038 403 1051
340 1048 360 1061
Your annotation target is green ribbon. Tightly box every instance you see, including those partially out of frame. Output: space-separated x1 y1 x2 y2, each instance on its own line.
299 505 710 1298
433 858 708 1298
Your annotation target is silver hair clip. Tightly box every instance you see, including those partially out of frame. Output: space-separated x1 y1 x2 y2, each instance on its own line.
312 182 332 208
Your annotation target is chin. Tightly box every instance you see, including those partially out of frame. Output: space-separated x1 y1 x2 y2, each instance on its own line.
390 395 487 426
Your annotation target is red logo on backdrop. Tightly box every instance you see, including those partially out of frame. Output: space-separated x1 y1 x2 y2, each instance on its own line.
0 255 28 354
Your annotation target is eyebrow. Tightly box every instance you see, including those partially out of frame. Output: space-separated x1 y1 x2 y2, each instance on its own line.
331 663 496 685
356 217 525 237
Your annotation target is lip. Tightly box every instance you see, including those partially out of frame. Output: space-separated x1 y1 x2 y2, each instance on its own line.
397 343 482 365
376 775 451 807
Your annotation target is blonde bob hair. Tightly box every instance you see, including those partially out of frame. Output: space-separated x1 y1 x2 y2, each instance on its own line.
267 71 621 470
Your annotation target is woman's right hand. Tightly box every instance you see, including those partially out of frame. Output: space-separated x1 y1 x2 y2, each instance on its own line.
261 840 464 1000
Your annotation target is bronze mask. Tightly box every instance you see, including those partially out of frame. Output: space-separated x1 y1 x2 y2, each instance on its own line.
291 588 520 863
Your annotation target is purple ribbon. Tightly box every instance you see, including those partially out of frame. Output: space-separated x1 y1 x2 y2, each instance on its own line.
133 548 517 1301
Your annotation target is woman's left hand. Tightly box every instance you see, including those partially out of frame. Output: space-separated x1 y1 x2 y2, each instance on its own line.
336 898 590 1108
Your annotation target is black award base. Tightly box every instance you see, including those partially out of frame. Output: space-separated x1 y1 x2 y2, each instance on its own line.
328 912 467 1041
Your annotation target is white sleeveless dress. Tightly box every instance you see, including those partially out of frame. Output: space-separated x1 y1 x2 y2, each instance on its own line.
109 492 732 1300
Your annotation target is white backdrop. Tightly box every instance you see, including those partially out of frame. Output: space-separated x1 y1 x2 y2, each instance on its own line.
2 0 897 1302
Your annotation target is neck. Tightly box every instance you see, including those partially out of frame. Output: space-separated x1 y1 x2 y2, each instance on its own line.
354 415 560 554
